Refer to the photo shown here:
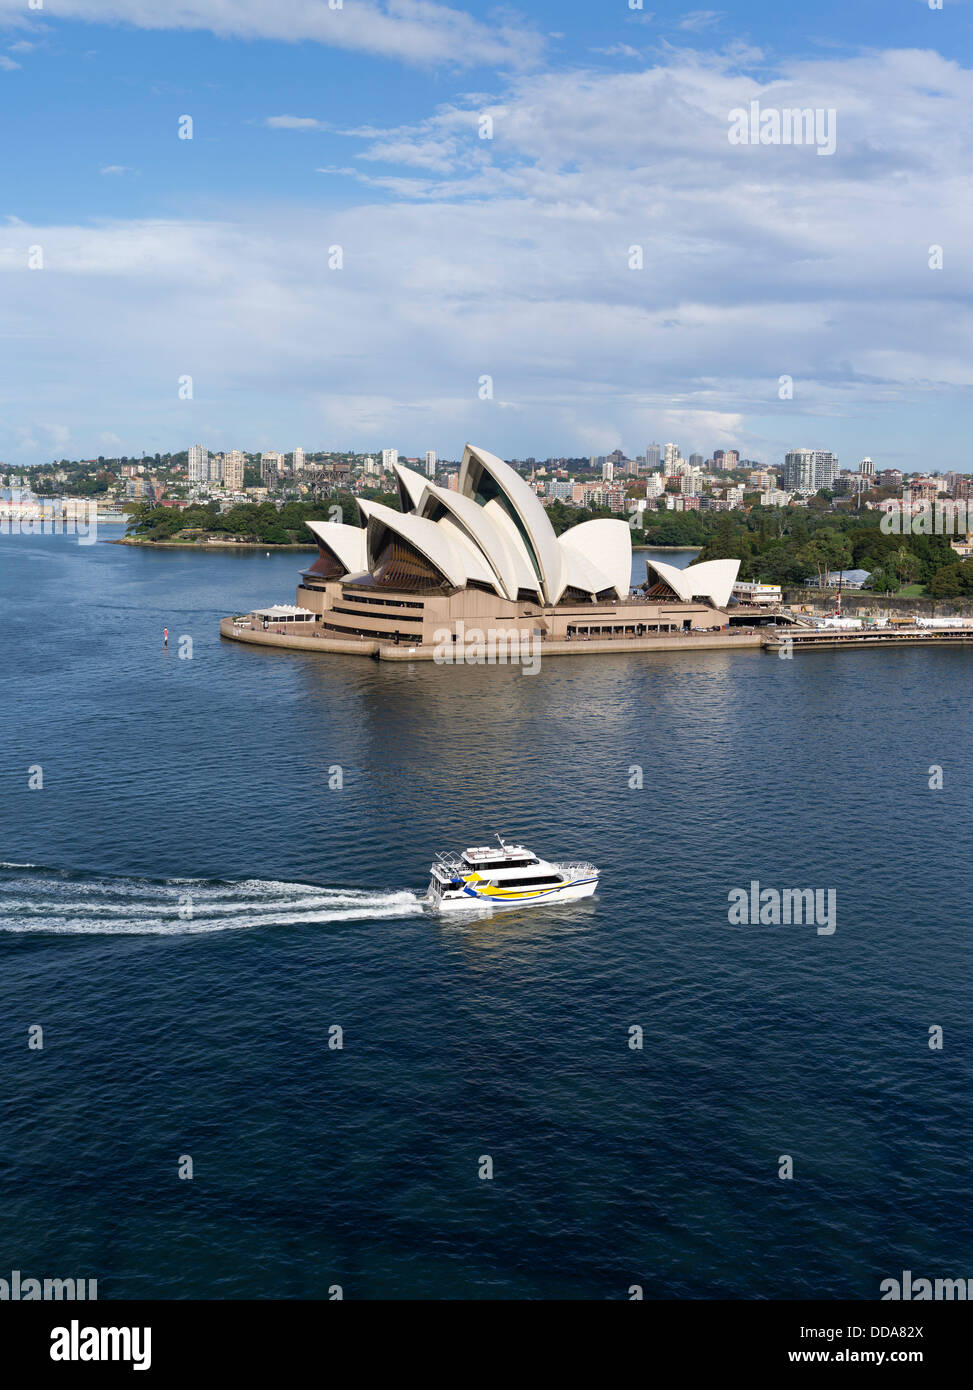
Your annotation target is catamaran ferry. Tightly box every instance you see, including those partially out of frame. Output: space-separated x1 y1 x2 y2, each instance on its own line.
426 836 599 911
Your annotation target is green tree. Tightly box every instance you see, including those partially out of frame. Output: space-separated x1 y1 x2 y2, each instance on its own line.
895 548 921 586
927 564 964 599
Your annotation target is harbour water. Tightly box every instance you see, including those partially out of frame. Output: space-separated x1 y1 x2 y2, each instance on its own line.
0 530 970 1298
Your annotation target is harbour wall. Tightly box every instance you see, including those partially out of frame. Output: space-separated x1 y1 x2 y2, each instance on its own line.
219 617 764 661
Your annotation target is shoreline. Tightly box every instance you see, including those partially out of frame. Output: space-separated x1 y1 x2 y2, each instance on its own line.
113 537 697 554
219 616 763 660
109 537 317 551
221 614 973 662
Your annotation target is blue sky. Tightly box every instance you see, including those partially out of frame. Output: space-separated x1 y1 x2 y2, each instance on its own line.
1 0 971 469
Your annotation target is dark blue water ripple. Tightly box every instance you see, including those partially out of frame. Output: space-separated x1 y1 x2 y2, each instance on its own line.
0 530 970 1298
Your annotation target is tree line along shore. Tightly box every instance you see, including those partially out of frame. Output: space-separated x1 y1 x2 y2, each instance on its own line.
123 495 973 599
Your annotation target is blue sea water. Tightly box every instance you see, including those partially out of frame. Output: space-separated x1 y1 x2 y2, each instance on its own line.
0 528 970 1299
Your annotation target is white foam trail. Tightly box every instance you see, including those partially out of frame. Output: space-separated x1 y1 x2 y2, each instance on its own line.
3 892 414 917
0 900 425 935
0 868 427 934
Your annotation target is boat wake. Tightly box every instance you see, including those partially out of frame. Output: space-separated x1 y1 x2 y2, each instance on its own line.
0 864 425 935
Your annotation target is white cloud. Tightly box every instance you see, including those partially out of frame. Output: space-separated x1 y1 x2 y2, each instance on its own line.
40 423 71 448
0 55 20 70
590 44 642 60
678 10 724 31
0 0 544 69
100 165 134 175
1 45 971 467
265 115 324 130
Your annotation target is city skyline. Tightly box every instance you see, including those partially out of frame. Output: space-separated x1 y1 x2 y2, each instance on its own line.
1 436 925 474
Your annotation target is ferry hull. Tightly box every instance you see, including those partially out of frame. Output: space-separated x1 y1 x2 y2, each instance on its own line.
428 875 598 913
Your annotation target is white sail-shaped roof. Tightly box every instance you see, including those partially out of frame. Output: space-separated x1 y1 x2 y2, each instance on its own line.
478 500 543 600
646 557 740 607
392 462 428 514
357 499 496 591
459 444 566 604
305 520 369 576
558 518 631 600
435 516 507 597
416 482 537 601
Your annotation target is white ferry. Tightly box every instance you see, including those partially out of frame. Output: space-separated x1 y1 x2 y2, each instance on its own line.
426 836 599 911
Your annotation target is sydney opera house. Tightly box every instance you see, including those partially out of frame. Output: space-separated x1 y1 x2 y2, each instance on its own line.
270 444 742 651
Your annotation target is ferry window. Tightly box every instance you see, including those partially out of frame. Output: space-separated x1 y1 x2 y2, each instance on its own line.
498 874 563 888
471 857 539 870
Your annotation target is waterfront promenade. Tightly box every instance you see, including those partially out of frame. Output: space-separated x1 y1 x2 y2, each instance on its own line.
763 625 973 651
219 615 765 660
221 613 973 661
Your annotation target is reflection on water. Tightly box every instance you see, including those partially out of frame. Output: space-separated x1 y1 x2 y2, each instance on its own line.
434 898 599 961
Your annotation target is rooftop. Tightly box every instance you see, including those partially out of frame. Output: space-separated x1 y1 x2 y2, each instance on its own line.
252 604 315 618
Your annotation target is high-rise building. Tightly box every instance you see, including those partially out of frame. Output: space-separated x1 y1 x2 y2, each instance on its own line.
713 449 725 469
663 444 682 478
645 443 662 471
783 449 816 491
224 450 245 490
188 444 209 483
859 457 875 479
813 451 839 489
602 460 614 482
293 448 306 473
381 448 398 471
260 451 284 484
209 453 225 484
689 453 704 469
425 450 436 478
604 487 627 514
723 449 740 470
